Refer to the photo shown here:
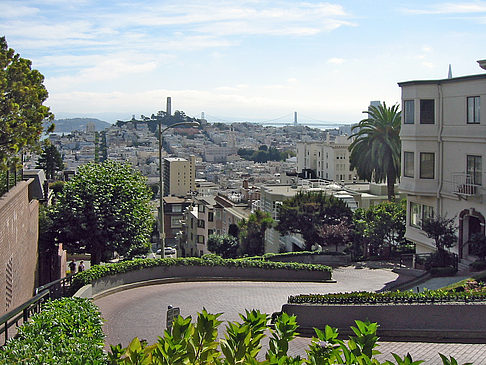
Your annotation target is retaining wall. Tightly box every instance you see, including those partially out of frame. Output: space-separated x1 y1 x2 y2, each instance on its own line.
282 303 486 342
76 265 332 299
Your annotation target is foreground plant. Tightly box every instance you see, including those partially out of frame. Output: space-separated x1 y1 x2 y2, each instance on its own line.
108 310 471 365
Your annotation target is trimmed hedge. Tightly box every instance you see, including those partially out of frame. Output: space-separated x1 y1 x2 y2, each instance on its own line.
0 297 106 364
288 288 486 305
243 250 346 261
71 256 332 294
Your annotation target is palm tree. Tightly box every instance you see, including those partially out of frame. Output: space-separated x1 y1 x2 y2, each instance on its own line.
348 102 401 200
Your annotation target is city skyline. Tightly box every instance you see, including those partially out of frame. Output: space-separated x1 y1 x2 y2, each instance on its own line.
1 0 485 123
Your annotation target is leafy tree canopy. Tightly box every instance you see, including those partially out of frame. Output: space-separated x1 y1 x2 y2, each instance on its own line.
239 210 274 256
353 199 406 255
422 215 457 252
49 160 154 265
348 102 401 200
276 192 352 250
0 37 54 170
207 234 239 259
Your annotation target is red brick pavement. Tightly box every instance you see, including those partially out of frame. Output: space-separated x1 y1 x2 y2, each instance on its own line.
95 267 486 364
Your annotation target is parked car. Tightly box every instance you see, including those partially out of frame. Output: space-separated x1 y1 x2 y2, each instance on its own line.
156 247 177 256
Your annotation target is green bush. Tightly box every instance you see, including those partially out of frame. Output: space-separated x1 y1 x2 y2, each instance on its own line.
108 309 467 364
429 266 458 277
70 256 332 294
0 297 106 364
470 260 486 272
288 287 486 305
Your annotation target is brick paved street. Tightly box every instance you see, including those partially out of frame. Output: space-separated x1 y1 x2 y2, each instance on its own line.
95 265 486 364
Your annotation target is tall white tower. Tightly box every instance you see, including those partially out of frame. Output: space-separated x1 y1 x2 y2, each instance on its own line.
166 97 172 115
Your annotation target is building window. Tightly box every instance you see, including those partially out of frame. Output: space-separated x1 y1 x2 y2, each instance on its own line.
197 219 205 228
410 202 434 228
420 152 435 179
171 216 182 228
467 155 482 185
467 96 480 124
404 100 414 124
172 205 182 213
197 235 205 244
198 205 205 213
404 152 414 178
420 99 435 124
208 229 214 236
208 212 214 222
410 202 421 228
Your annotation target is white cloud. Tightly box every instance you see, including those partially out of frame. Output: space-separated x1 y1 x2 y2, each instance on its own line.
328 57 345 65
402 2 486 14
0 3 40 18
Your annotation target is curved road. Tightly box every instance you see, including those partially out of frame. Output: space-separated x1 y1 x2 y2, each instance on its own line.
95 265 486 364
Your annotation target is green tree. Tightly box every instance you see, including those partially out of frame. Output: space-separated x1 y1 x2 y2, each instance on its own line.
318 219 352 252
36 141 64 179
422 215 457 267
276 192 353 250
348 102 401 200
239 210 274 256
207 234 239 258
0 37 54 170
50 161 154 265
353 199 406 257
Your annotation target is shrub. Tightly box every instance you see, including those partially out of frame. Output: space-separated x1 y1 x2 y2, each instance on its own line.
108 309 466 364
429 266 458 277
470 260 486 272
0 297 106 364
288 287 486 305
70 257 332 294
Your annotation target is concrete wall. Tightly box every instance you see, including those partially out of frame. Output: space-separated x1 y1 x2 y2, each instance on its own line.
0 180 39 313
282 303 486 342
79 265 332 298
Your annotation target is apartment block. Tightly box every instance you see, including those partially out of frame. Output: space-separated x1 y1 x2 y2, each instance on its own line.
398 62 486 258
296 134 358 183
163 155 196 196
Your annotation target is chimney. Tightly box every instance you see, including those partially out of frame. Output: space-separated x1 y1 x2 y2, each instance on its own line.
448 64 452 79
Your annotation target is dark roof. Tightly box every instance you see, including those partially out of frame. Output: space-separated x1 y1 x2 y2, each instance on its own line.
398 73 486 87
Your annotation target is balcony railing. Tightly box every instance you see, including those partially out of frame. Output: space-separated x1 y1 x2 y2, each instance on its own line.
451 173 481 197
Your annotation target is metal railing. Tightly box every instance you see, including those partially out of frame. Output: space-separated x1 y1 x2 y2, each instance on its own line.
0 275 74 346
451 173 481 196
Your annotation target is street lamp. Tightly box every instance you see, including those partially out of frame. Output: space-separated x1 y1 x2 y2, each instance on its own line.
159 120 200 258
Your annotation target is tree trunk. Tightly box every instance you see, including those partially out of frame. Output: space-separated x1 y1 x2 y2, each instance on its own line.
90 243 102 266
386 172 396 201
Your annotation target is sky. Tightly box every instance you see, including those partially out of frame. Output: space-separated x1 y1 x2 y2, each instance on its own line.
1 0 486 124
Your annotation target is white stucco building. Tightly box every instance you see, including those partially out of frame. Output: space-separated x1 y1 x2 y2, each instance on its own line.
296 134 359 183
398 61 486 260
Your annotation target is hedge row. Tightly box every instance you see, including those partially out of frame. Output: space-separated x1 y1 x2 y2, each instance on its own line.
288 288 486 305
0 297 106 364
242 250 346 261
71 256 332 293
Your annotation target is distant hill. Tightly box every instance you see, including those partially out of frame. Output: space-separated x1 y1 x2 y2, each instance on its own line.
51 118 111 133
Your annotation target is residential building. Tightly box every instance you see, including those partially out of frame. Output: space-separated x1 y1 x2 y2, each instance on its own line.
162 196 192 249
163 155 196 196
398 62 486 258
296 134 359 183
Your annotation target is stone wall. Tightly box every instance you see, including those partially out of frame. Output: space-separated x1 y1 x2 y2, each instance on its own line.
0 180 39 313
